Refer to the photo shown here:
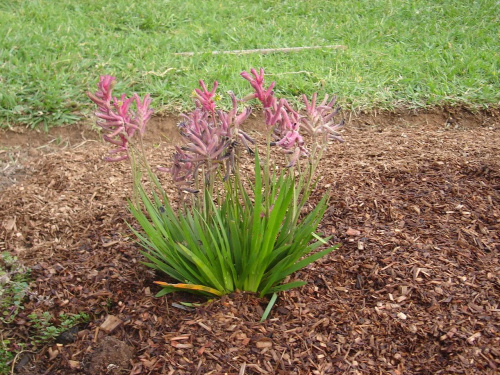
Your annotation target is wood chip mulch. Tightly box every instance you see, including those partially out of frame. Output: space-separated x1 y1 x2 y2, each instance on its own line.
0 108 499 374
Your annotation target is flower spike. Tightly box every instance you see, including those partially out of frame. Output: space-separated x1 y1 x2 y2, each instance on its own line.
88 75 153 161
194 80 218 112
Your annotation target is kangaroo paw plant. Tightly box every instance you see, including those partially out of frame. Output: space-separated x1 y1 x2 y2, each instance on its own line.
88 69 344 301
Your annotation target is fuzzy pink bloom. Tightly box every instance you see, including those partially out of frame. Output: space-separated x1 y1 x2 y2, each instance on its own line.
171 108 231 187
263 97 283 128
133 94 153 135
171 147 194 181
271 109 308 167
217 92 252 132
90 75 115 109
178 109 228 162
301 93 344 142
217 92 254 152
88 75 153 162
274 129 304 150
240 68 275 108
194 80 218 112
170 83 259 188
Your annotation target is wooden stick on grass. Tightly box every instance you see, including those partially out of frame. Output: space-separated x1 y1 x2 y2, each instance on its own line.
174 45 347 57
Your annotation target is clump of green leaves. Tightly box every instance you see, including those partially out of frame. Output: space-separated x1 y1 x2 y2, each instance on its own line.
0 252 30 324
0 338 20 375
0 252 30 374
0 253 90 372
0 310 89 374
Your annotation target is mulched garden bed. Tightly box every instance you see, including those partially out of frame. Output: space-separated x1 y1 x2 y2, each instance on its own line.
1 107 499 374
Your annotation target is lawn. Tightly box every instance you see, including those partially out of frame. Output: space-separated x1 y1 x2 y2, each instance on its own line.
0 0 498 129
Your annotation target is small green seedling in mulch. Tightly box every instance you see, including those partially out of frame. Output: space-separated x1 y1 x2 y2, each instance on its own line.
0 311 89 374
0 252 90 372
0 252 30 324
0 252 30 374
0 338 16 375
27 311 90 345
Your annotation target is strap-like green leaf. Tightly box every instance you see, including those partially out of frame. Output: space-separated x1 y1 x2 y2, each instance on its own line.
260 293 278 322
176 243 226 293
266 281 307 295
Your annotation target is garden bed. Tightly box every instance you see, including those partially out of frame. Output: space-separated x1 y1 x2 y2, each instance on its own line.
1 107 499 374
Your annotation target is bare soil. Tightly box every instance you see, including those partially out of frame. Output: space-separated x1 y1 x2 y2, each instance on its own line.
0 107 499 374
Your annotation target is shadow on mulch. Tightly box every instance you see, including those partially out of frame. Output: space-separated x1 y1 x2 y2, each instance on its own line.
0 106 499 374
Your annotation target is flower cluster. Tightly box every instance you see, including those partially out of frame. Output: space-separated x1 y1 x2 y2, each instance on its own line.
240 70 305 166
194 80 218 113
170 81 253 190
88 75 153 161
240 68 275 108
241 69 343 167
301 93 344 143
89 69 343 180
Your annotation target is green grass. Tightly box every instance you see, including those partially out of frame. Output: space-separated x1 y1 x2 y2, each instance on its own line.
0 0 498 129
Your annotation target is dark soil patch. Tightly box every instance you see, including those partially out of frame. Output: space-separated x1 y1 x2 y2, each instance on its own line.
0 107 499 374
84 336 134 375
